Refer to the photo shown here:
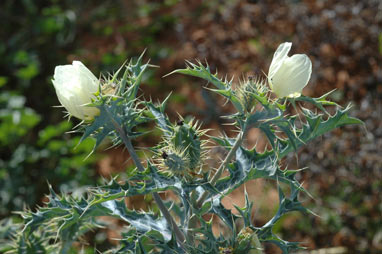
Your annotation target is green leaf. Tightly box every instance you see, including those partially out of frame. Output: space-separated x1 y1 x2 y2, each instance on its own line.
245 107 282 129
125 51 150 101
233 189 253 228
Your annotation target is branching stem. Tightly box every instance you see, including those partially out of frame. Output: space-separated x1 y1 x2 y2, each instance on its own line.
187 131 245 240
104 106 186 248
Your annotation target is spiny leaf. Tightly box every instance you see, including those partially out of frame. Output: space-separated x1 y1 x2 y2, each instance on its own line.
20 185 178 252
79 98 148 154
244 107 283 130
255 184 309 254
166 60 229 90
209 198 239 231
279 104 363 158
289 91 339 113
166 61 247 113
206 135 304 202
101 200 172 241
206 88 244 113
233 190 253 227
78 54 151 153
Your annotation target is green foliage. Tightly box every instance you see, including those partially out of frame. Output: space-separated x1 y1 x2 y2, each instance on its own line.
0 92 97 217
5 57 362 254
0 93 41 146
0 0 105 218
0 0 181 218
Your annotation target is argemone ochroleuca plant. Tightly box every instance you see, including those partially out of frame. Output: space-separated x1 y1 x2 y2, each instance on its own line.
52 61 100 120
268 42 312 98
8 45 362 254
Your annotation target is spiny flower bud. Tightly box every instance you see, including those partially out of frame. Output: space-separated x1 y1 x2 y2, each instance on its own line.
236 76 267 113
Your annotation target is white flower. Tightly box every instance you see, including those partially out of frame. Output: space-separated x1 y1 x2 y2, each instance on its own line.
268 42 312 98
52 61 100 120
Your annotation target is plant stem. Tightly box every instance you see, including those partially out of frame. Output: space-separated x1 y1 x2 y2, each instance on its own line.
196 131 245 208
104 106 186 248
187 131 245 240
152 192 186 244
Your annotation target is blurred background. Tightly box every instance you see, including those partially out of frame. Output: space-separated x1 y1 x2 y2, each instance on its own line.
0 0 381 253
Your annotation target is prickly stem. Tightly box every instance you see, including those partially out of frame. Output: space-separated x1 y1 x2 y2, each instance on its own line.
196 131 245 208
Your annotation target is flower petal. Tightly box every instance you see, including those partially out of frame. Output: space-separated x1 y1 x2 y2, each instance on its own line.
73 61 99 94
270 54 312 98
268 42 292 82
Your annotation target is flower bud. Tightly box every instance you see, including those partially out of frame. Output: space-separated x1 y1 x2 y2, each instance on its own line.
237 76 267 113
268 42 312 98
52 61 100 120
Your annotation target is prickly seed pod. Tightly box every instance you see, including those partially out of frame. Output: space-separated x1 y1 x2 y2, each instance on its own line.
172 118 209 170
156 118 208 180
162 149 190 177
155 146 191 178
158 148 204 179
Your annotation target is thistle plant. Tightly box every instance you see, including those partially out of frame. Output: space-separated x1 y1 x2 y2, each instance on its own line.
5 43 362 254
